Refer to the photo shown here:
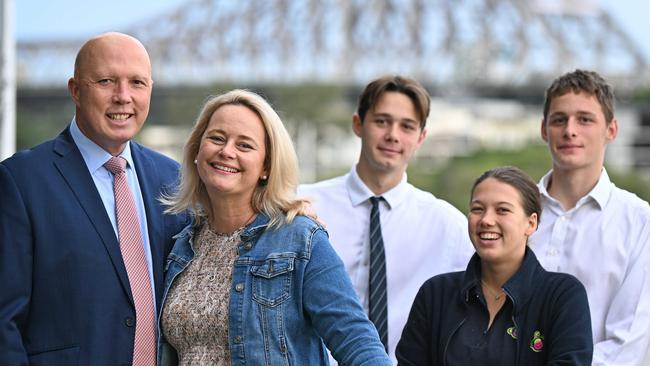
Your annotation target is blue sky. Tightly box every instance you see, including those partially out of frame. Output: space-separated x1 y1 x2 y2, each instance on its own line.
14 0 650 61
15 0 187 40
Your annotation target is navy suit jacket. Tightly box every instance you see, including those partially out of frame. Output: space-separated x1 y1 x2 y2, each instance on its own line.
0 127 187 365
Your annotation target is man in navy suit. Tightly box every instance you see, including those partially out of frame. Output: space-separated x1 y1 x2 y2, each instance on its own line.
0 32 186 365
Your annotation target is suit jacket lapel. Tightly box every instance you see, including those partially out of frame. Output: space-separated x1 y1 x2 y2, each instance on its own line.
130 142 166 307
52 128 134 303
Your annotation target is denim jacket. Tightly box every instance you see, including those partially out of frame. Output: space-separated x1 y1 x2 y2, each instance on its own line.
158 213 391 366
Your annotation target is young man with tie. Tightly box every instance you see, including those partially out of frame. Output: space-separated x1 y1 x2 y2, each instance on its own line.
299 75 474 363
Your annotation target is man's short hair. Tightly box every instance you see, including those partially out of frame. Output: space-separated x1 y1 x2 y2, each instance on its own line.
357 75 431 129
543 69 615 124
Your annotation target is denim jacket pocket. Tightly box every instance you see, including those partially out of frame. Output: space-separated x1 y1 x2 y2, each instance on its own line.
250 256 294 307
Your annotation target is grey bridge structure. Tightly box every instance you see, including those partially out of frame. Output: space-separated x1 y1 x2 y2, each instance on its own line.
12 0 650 177
16 0 650 89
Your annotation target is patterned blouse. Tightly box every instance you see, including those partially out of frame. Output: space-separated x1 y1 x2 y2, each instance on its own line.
161 223 242 366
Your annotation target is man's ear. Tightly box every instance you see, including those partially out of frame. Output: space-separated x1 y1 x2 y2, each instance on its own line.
68 78 81 108
352 113 363 137
416 128 428 146
606 118 619 144
540 118 548 143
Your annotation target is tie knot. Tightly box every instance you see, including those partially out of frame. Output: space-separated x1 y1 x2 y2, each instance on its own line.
369 196 383 208
104 156 127 175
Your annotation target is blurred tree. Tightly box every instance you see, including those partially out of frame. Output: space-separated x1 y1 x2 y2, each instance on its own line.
407 144 650 212
15 83 650 212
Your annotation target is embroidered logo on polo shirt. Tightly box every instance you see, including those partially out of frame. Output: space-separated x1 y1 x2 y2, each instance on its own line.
530 330 544 352
506 326 518 340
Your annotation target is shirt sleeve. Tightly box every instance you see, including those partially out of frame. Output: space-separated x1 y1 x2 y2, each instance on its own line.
0 163 32 365
302 228 392 366
592 214 650 366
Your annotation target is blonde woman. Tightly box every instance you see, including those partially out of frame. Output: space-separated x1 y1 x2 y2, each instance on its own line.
158 90 390 365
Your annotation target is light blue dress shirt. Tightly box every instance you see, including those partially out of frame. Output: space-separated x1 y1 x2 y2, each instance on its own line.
70 119 157 312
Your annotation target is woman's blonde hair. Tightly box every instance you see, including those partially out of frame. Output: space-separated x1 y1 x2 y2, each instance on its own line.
162 89 307 228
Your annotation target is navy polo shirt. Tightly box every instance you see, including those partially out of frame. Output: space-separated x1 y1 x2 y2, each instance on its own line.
446 286 518 366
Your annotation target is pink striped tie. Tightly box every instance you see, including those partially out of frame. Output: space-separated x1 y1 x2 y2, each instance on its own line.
105 156 156 366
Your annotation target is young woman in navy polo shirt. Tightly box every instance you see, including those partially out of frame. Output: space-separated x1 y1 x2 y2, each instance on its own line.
396 166 592 366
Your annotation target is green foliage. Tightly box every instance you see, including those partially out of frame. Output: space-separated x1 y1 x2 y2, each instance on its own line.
16 88 73 148
259 83 349 126
632 88 650 102
606 168 650 203
14 83 650 213
407 144 650 212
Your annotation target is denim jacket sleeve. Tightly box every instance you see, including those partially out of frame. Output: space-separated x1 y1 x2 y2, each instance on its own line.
302 228 392 366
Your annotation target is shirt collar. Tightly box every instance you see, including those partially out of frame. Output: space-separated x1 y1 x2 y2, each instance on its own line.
461 247 543 313
345 165 409 209
538 168 612 210
70 117 136 172
589 168 612 209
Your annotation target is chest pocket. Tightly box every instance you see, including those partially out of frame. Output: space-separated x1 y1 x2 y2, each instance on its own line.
250 257 294 307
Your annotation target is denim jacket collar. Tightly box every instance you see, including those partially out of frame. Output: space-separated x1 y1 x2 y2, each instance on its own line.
461 247 543 314
173 212 271 242
172 222 195 241
240 212 270 241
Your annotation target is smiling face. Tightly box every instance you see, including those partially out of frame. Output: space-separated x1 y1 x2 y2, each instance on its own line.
195 104 268 206
468 178 538 268
68 33 152 155
353 91 426 182
541 91 618 176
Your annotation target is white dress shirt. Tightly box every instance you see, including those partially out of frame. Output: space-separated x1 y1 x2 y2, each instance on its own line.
529 169 650 366
299 167 474 363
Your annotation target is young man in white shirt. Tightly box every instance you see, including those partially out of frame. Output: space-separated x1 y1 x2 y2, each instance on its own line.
299 75 474 363
528 69 650 366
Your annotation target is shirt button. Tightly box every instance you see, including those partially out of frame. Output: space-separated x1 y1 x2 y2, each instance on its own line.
235 283 244 292
548 249 558 256
124 317 135 327
560 216 567 221
243 242 252 250
234 335 242 343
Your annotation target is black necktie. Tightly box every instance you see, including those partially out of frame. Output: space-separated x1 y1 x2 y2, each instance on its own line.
369 196 388 351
